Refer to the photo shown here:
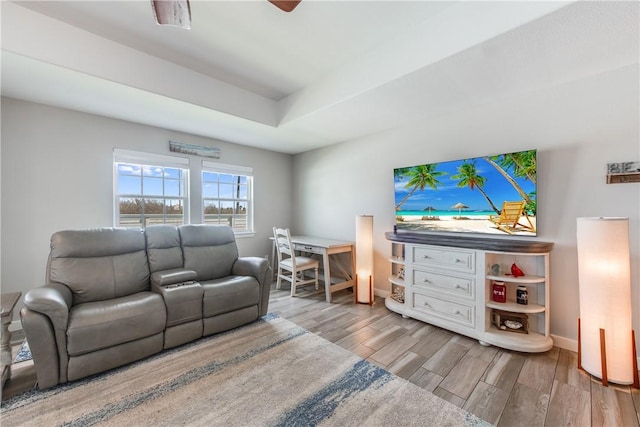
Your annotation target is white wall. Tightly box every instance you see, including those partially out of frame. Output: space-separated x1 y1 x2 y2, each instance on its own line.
0 98 293 312
292 65 640 349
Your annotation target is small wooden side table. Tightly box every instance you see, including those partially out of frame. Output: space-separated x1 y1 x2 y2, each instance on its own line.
1 292 21 388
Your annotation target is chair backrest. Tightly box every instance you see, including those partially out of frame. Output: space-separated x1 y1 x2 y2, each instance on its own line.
273 227 294 262
497 201 526 223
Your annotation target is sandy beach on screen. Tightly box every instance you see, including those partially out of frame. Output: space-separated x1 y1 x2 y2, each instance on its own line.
396 214 537 236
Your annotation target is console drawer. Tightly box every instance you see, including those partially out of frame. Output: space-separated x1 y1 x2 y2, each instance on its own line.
413 269 474 299
412 246 475 273
412 292 475 328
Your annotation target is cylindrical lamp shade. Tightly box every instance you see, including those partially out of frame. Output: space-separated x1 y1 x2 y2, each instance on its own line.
577 217 633 384
355 215 374 304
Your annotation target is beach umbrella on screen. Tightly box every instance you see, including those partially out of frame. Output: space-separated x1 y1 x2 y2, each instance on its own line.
424 206 436 214
451 202 468 218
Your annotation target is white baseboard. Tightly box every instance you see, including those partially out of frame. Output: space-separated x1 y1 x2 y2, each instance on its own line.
374 288 389 299
551 334 577 352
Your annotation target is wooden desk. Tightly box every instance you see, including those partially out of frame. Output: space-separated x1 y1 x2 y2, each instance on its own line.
2 292 21 388
272 235 355 303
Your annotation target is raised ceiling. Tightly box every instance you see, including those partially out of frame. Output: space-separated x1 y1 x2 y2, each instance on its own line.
2 1 638 154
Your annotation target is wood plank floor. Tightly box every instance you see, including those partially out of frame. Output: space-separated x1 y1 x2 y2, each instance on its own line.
4 285 640 427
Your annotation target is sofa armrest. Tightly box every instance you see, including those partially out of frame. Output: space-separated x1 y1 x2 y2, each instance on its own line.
23 282 73 330
22 282 73 387
150 268 197 287
233 257 272 316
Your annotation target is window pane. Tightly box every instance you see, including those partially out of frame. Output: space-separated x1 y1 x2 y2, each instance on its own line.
118 175 141 195
118 197 142 227
165 200 184 225
202 182 218 198
143 177 164 196
219 174 234 184
203 171 218 182
235 201 247 214
118 163 141 176
166 199 183 214
237 184 248 199
143 165 164 177
143 198 164 214
164 179 182 197
163 168 181 180
219 183 235 199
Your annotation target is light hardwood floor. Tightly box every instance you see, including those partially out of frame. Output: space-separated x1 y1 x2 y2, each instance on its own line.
4 285 640 426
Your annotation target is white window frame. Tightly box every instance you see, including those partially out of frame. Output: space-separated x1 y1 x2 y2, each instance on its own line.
113 149 190 228
202 160 254 235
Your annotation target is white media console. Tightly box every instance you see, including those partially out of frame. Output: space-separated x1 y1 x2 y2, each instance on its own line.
386 231 554 353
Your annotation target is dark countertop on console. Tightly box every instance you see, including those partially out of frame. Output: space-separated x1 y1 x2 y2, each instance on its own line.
385 231 553 253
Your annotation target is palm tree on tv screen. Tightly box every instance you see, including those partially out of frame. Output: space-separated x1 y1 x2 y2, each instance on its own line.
451 160 501 214
484 150 536 210
395 164 445 210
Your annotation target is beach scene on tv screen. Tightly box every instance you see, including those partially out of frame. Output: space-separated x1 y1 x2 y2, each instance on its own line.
394 149 537 236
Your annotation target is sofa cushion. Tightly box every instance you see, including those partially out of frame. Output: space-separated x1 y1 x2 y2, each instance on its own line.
201 276 260 318
145 225 184 273
179 225 239 281
66 292 166 356
48 228 150 305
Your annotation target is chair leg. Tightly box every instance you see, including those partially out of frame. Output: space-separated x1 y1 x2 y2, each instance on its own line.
291 269 297 297
276 268 282 290
314 266 319 290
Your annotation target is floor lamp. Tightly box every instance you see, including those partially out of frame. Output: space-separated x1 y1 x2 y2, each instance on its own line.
577 217 639 387
355 215 374 305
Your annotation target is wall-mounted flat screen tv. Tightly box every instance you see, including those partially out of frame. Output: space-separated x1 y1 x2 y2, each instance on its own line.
394 149 537 236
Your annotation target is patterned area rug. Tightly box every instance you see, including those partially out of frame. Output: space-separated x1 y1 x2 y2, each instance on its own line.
13 340 32 363
1 315 491 426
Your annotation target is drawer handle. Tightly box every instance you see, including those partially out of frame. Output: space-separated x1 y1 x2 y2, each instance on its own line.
455 258 463 263
423 255 431 259
423 301 431 308
454 284 468 290
423 278 432 284
454 309 465 317
304 246 313 251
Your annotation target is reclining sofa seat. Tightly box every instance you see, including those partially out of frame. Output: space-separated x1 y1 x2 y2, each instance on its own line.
179 224 271 336
21 228 166 389
20 225 271 389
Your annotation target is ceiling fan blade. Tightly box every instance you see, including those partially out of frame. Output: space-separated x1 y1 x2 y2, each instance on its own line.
269 1 302 13
151 0 191 29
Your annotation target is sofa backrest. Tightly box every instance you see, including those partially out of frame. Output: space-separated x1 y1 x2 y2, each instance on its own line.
145 225 184 273
47 228 150 305
178 225 238 281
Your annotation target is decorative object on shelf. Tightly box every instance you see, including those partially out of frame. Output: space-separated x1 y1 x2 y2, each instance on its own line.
391 284 405 304
577 217 639 388
491 281 506 303
516 286 528 305
355 215 374 305
606 161 640 184
510 262 525 277
397 267 405 280
492 309 529 334
491 264 500 275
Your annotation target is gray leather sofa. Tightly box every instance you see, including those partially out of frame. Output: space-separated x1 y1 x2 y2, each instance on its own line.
20 224 271 389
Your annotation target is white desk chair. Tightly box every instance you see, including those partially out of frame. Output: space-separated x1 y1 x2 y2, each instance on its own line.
273 227 319 296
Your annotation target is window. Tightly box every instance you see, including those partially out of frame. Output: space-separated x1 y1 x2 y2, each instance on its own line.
114 149 189 227
202 161 253 233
